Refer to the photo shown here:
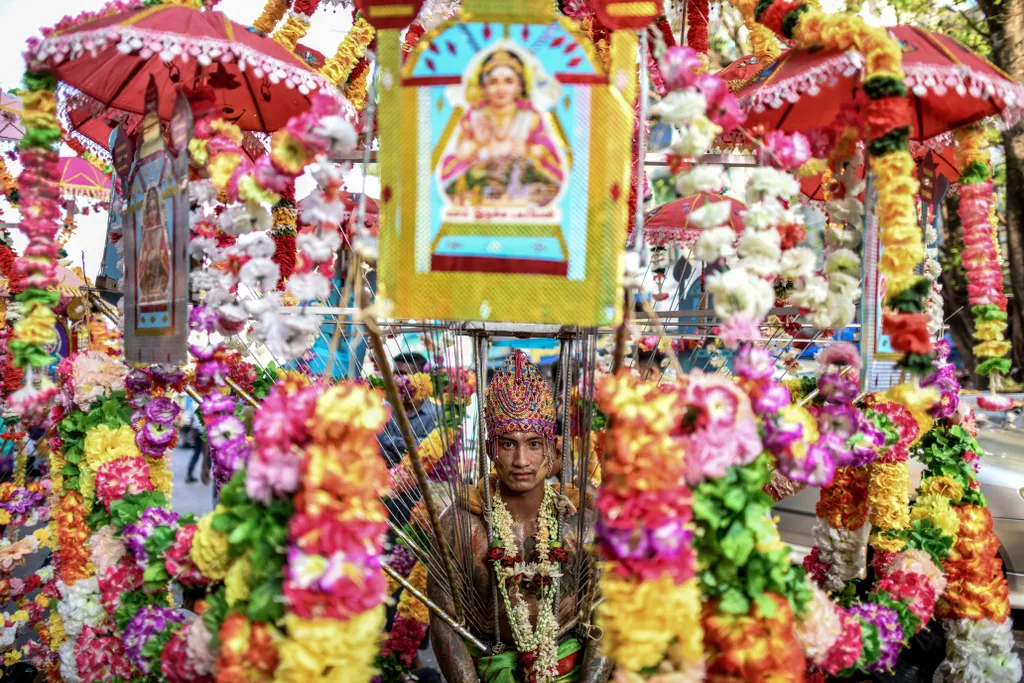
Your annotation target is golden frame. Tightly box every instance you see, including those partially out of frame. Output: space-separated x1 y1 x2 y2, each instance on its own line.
376 0 638 326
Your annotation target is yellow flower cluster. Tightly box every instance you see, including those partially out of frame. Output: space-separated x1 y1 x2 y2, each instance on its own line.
396 563 430 625
598 572 704 675
272 12 311 53
345 68 370 111
311 384 390 444
320 18 375 88
911 493 961 539
252 0 288 34
778 404 819 466
873 151 923 295
226 555 254 606
14 300 56 347
868 462 911 551
80 424 142 509
190 507 232 581
147 456 173 498
745 15 781 66
275 609 385 683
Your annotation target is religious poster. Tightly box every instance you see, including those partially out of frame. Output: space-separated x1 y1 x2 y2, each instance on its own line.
119 77 191 365
376 0 637 325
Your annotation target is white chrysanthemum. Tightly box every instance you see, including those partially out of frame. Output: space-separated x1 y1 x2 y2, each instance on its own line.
258 310 321 361
824 248 860 277
233 232 275 259
189 236 220 260
59 639 81 683
652 89 708 126
675 164 725 197
791 274 829 311
190 271 219 294
742 196 790 231
312 115 358 154
671 116 721 158
690 200 734 230
826 196 863 225
780 246 817 279
824 224 861 251
812 521 865 593
217 301 249 326
746 167 800 202
706 267 774 320
737 229 782 277
287 271 331 302
694 226 737 263
824 292 857 329
827 272 861 299
939 618 1022 683
300 192 346 225
239 258 281 292
57 578 104 640
188 179 218 205
221 203 272 235
243 293 282 317
297 231 342 263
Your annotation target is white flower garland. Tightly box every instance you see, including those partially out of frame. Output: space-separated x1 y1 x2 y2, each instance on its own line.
491 483 561 683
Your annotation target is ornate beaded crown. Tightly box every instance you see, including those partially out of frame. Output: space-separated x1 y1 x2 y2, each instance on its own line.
485 350 556 441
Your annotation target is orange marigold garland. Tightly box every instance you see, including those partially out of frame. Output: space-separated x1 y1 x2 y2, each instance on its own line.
252 0 290 35
271 0 319 52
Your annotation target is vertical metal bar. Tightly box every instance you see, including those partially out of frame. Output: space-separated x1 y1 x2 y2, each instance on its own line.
859 170 877 394
476 333 501 644
556 335 573 538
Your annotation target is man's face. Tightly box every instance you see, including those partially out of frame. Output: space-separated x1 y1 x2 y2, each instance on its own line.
493 431 549 493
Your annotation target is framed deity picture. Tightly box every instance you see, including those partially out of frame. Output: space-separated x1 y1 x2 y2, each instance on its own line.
376 0 637 326
118 78 191 365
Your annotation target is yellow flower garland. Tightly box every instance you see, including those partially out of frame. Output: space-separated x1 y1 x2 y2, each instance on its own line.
253 0 289 35
320 18 375 88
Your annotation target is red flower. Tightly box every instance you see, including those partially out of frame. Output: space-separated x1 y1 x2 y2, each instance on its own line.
550 546 569 564
882 313 933 356
486 547 505 563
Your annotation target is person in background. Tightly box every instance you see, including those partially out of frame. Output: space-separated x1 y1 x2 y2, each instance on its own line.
379 352 439 526
182 394 208 485
637 348 666 383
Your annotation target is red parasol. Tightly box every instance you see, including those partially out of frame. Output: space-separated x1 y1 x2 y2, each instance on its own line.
57 156 111 201
59 86 267 163
799 142 960 202
644 192 746 247
718 54 768 86
33 5 353 135
0 93 24 149
735 25 1024 140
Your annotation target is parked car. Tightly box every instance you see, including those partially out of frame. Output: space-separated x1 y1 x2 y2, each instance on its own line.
775 439 1024 608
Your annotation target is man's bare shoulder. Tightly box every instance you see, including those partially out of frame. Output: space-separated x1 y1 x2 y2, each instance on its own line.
436 506 489 547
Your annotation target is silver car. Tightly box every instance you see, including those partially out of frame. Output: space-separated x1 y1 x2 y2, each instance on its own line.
774 422 1024 608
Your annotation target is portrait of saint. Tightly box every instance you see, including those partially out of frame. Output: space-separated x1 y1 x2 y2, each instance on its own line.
438 47 568 209
137 185 172 309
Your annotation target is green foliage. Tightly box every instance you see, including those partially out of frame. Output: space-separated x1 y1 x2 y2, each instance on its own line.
693 455 813 617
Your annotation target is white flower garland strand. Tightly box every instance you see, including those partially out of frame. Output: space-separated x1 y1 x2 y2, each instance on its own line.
491 484 561 683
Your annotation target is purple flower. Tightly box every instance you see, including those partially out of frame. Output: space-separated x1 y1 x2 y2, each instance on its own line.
817 404 859 440
387 545 418 578
819 431 854 469
848 603 904 671
0 488 44 514
123 605 186 673
125 370 153 393
136 429 171 457
732 344 774 382
123 507 180 567
145 398 181 426
763 419 802 453
143 421 176 447
151 365 185 385
818 372 858 404
209 416 246 449
201 393 235 418
195 361 229 392
753 384 790 415
190 343 215 362
190 305 217 333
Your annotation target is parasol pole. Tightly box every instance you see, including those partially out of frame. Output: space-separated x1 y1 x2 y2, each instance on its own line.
858 169 877 394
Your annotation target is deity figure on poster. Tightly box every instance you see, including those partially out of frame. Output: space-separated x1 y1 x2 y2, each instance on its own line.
438 47 568 211
138 186 172 309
